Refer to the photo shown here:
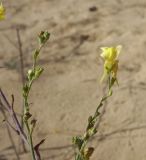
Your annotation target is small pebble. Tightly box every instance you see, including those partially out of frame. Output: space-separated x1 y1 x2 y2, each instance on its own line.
89 6 98 12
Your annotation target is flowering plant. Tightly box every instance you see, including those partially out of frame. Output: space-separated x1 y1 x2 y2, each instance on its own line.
0 3 122 160
72 46 122 160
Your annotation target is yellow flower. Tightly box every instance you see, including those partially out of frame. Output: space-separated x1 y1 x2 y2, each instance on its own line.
100 45 122 83
100 46 121 61
0 3 5 20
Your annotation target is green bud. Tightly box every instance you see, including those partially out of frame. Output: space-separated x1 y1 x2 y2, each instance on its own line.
38 31 50 45
23 112 32 122
34 67 44 79
27 69 35 81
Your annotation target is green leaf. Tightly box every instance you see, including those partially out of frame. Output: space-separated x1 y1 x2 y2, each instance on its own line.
72 136 84 150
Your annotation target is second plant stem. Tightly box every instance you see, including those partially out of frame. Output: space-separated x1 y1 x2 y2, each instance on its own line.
23 81 36 160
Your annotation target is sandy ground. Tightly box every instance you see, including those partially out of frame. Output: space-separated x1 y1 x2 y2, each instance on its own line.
1 0 146 159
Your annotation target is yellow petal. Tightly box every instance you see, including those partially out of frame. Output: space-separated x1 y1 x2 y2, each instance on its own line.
108 47 117 61
116 45 122 58
100 46 122 61
0 3 5 20
100 47 116 61
100 47 109 59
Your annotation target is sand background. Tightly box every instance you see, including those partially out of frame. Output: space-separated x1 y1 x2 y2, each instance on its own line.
1 0 146 159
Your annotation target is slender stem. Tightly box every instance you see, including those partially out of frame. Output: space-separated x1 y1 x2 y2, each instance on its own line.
23 85 36 160
74 75 114 160
25 121 36 160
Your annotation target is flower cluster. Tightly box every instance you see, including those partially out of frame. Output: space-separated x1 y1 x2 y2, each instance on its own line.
100 45 122 83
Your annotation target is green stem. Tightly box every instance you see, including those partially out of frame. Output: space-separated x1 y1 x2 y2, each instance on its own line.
25 121 36 160
23 88 35 160
75 75 114 160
